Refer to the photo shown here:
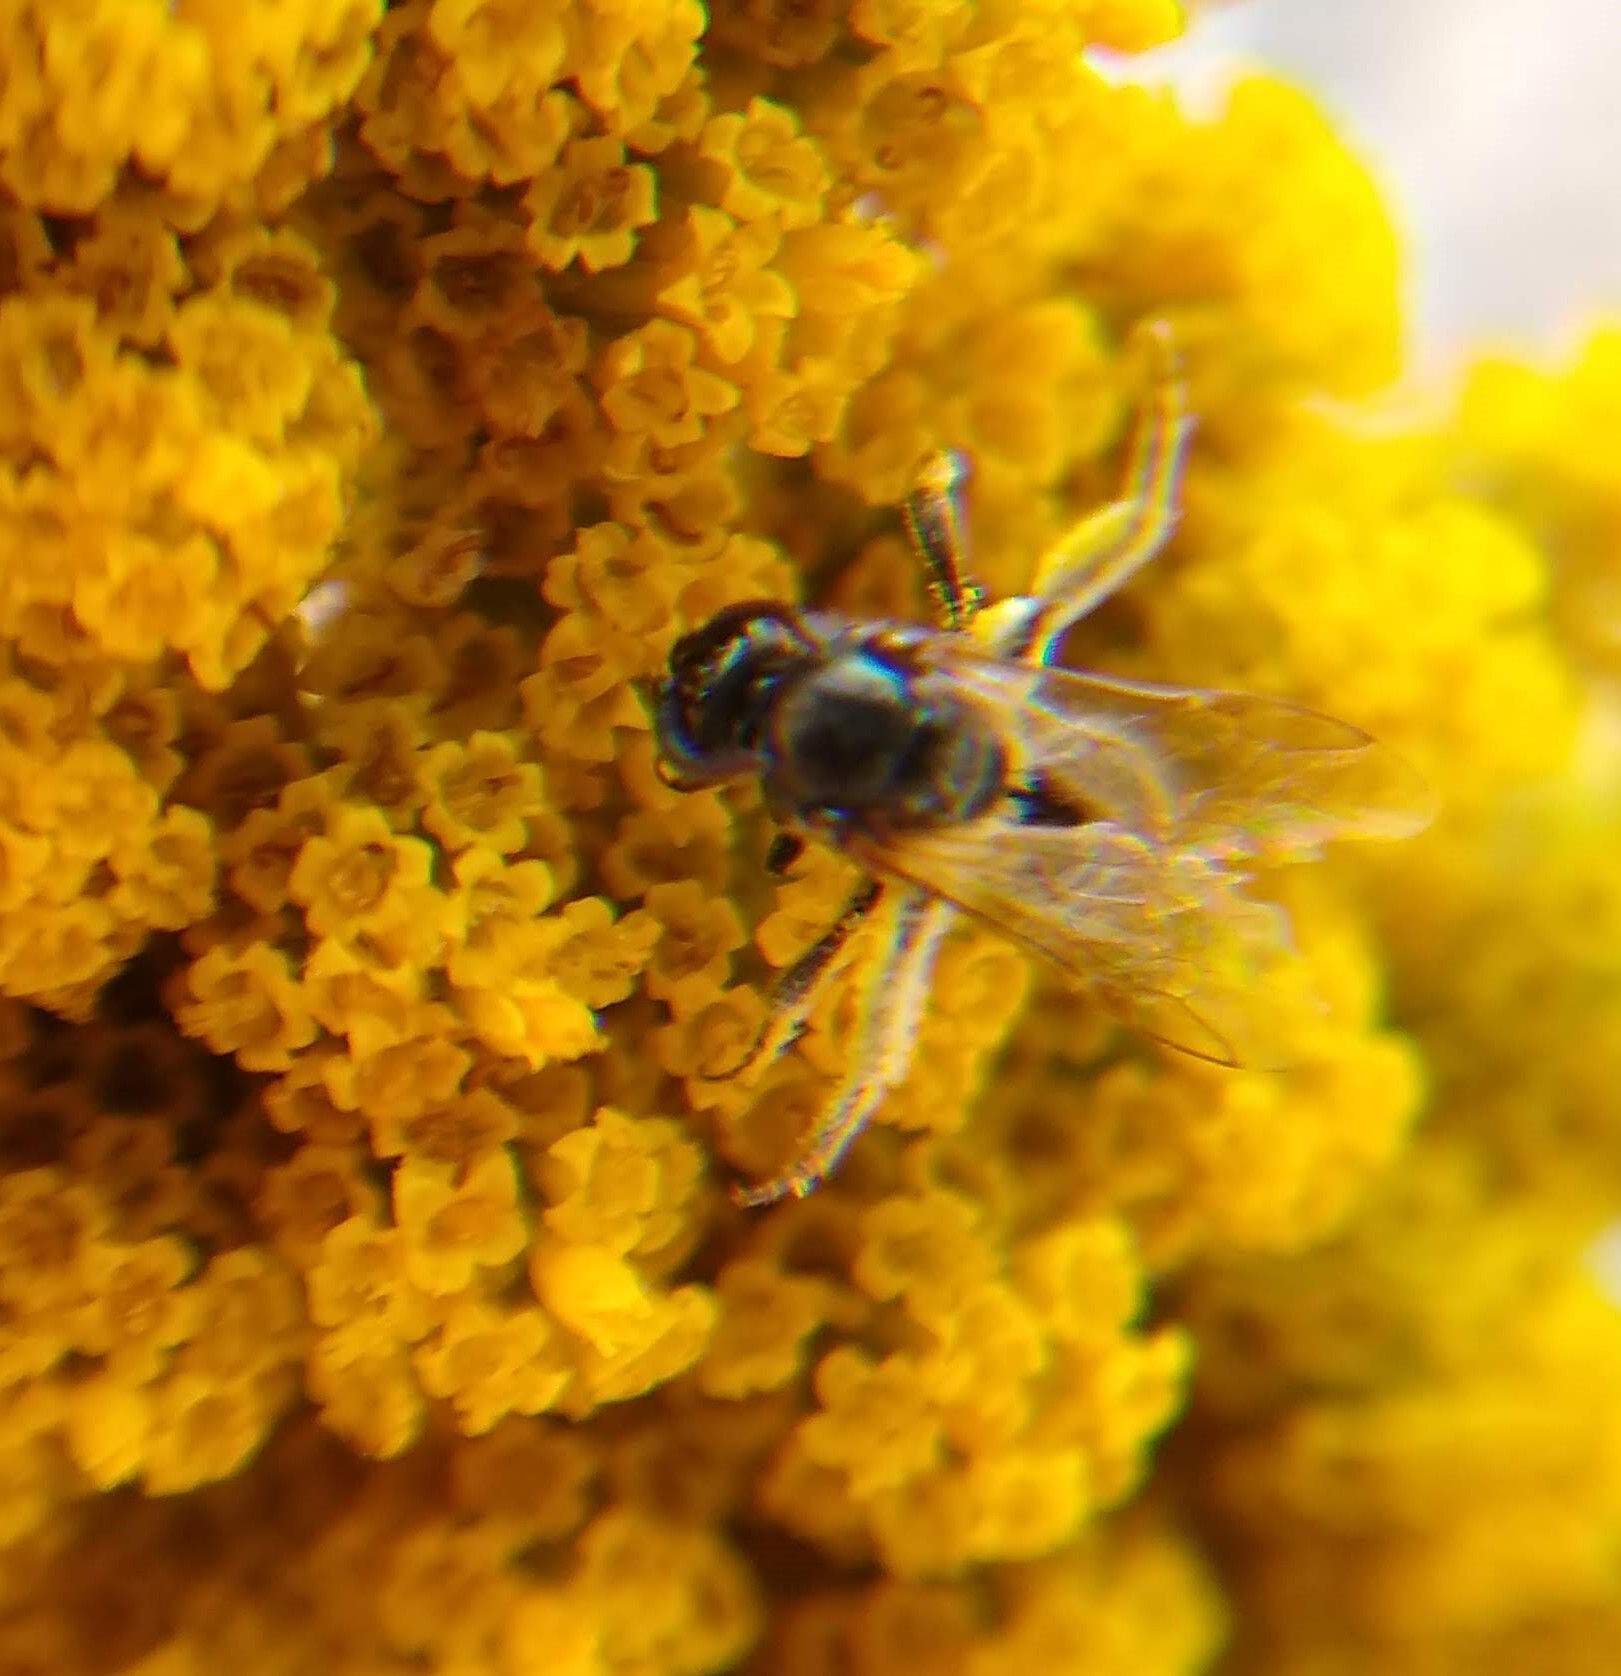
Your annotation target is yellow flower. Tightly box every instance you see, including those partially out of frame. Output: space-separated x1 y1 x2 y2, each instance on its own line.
502 1588 605 1676
419 731 545 854
571 1282 718 1408
172 941 317 1072
444 80 579 189
221 774 343 915
178 714 313 828
544 895 661 1008
710 0 844 68
413 1297 572 1431
539 1107 704 1258
263 1053 369 1147
0 1291 66 1390
66 203 186 347
167 294 317 444
472 315 590 436
177 1248 304 1385
959 1447 1092 1562
256 1143 383 1268
569 0 705 131
521 628 649 764
306 1218 439 1358
797 1347 945 1499
72 1236 196 1382
318 700 431 822
441 845 555 980
413 219 544 342
848 0 967 67
574 1510 759 1673
201 223 337 335
655 206 796 364
307 1337 426 1459
370 1085 520 1171
744 353 852 457
141 1371 274 1494
542 520 684 645
322 1020 473 1121
642 878 747 1008
528 1240 648 1356
598 795 734 899
287 801 437 941
853 1190 998 1310
43 737 161 863
107 806 217 931
63 1375 153 1491
394 1151 529 1296
0 0 1612 1665
695 97 830 229
427 0 567 107
1079 0 1186 52
0 896 120 1006
70 1115 195 1244
0 817 52 915
524 137 658 274
0 1169 105 1310
1015 1219 1145 1349
595 319 739 453
696 1259 835 1399
455 971 601 1068
0 293 115 441
653 985 768 1091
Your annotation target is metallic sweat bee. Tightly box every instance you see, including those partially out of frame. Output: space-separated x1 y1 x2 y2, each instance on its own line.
653 325 1434 1206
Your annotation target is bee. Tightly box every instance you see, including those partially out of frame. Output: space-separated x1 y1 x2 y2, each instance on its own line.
653 324 1434 1207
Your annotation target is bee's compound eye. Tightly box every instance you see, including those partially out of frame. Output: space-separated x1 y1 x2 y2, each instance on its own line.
656 602 816 789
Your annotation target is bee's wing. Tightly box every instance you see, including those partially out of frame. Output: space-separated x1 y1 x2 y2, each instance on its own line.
930 648 1436 857
849 818 1326 1068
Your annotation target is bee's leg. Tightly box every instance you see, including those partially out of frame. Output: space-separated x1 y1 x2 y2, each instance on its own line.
904 450 985 630
734 890 955 1207
726 877 883 1082
996 321 1193 665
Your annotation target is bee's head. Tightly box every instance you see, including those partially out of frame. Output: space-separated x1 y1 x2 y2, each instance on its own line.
653 602 819 790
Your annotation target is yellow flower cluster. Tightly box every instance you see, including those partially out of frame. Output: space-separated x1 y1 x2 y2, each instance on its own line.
1183 1142 1621 1676
0 0 380 222
0 2 1613 1674
0 1008 306 1515
0 203 374 1011
1457 328 1621 674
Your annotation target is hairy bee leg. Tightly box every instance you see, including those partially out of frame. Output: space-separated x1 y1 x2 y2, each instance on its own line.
904 450 986 630
725 877 883 1082
733 891 956 1207
995 321 1194 665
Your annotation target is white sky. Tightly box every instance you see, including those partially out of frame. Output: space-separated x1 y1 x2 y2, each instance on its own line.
1141 0 1621 373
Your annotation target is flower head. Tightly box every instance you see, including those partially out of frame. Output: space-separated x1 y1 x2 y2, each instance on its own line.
656 207 795 364
525 137 658 274
696 98 830 229
394 1150 529 1296
420 732 546 855
172 942 316 1072
288 801 437 941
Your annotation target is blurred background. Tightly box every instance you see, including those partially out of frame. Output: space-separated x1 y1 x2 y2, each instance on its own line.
1145 0 1621 372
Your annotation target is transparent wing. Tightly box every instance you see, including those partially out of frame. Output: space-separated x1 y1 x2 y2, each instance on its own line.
848 817 1329 1068
926 646 1436 858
